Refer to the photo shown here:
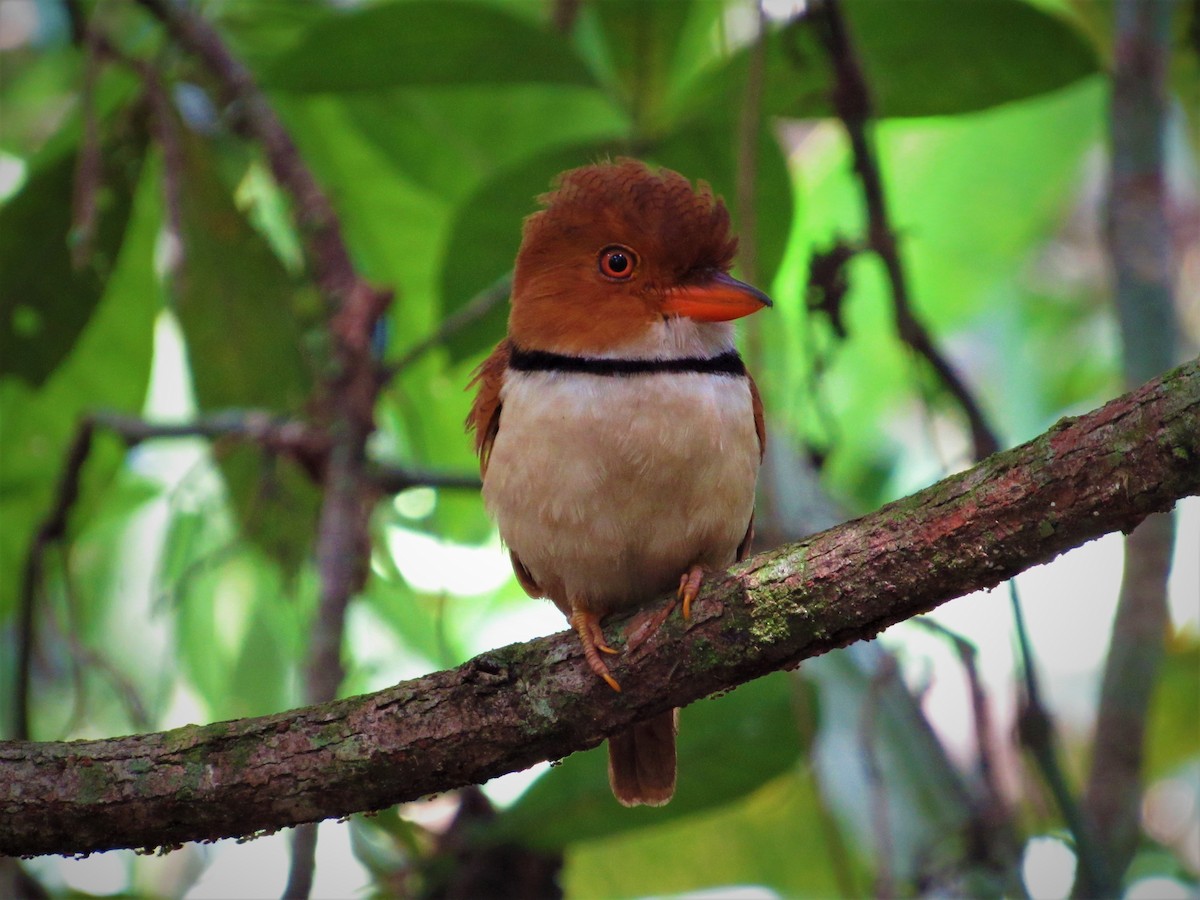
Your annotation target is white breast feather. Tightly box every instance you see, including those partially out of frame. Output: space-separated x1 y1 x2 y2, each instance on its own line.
482 320 759 616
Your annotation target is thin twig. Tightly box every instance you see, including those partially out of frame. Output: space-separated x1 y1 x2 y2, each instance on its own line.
94 408 479 493
860 656 896 899
385 274 512 379
810 0 999 461
913 618 1006 820
1010 580 1111 892
14 420 95 740
142 63 187 280
93 408 328 468
370 464 481 494
1081 515 1173 894
282 826 318 900
913 616 1026 882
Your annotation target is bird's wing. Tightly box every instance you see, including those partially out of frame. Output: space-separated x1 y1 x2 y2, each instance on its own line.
737 372 767 561
465 339 511 477
466 340 545 598
747 371 766 463
509 550 543 597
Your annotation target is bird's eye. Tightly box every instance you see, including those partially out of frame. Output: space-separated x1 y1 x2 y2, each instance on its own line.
598 245 637 280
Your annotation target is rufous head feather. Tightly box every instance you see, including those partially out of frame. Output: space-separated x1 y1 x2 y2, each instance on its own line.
508 159 768 354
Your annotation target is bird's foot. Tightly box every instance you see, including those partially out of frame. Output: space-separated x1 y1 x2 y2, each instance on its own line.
677 565 706 620
570 607 621 692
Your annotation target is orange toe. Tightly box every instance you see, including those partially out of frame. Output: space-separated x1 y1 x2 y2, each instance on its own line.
677 565 705 620
585 616 619 655
570 606 621 692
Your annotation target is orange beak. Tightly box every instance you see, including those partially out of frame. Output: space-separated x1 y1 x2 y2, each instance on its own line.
661 271 773 322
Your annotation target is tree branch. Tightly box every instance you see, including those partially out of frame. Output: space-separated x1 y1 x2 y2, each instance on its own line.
89 409 480 493
3 358 1197 859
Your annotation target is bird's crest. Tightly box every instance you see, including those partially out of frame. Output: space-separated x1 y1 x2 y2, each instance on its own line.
519 159 737 282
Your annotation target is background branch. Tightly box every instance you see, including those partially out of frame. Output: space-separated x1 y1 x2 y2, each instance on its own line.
1080 0 1181 892
3 358 1196 859
912 618 1007 833
369 463 481 494
13 420 95 740
129 3 392 893
131 0 376 314
11 406 476 744
805 0 1047 877
811 0 1000 461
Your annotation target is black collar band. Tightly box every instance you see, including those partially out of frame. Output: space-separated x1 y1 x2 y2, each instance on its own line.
509 345 746 377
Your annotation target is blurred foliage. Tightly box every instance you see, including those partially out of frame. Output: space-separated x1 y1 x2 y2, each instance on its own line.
0 0 1197 898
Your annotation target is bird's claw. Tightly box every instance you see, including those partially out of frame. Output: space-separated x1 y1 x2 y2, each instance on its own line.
677 565 705 620
571 607 622 692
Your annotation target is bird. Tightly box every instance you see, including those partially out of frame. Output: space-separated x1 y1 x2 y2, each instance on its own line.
467 159 770 806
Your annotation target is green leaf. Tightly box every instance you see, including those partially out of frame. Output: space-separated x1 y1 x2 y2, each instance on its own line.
342 85 625 203
0 47 83 156
841 0 1100 116
1146 634 1200 781
563 766 867 899
0 147 160 630
173 549 299 719
215 0 340 74
173 555 226 713
362 575 453 669
0 116 147 386
694 0 1100 122
157 506 215 600
172 133 313 412
577 0 706 134
225 448 322 577
227 571 297 717
169 132 320 574
492 672 810 848
261 1 595 92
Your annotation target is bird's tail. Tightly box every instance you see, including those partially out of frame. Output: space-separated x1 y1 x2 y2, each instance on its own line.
607 709 678 807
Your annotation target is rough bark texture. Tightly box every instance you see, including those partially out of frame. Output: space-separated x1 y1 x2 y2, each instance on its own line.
2 359 1198 859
